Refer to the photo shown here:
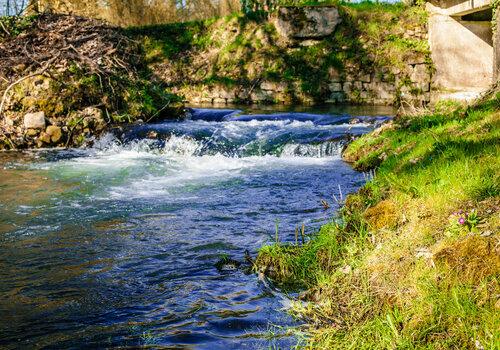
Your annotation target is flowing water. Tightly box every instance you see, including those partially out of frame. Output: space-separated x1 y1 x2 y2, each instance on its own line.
0 105 392 349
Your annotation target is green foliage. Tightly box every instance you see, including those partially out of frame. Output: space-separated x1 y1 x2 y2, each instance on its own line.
125 1 429 104
125 20 214 60
256 209 370 288
278 0 339 6
386 34 429 53
343 0 404 13
446 209 483 237
0 15 38 39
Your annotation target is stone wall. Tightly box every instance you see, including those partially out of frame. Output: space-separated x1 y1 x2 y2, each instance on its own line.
173 6 432 107
325 53 431 106
180 62 432 106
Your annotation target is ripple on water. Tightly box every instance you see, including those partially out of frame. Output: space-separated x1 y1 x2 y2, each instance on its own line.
0 106 393 348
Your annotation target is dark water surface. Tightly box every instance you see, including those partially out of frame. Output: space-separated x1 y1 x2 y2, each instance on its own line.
0 105 393 349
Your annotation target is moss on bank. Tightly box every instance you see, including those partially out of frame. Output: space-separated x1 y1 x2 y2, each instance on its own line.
126 1 430 104
256 94 500 348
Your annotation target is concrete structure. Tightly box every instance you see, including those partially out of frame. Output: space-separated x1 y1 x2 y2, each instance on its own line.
427 0 497 94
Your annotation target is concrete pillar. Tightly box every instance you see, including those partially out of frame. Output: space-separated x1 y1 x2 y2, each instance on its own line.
429 14 493 89
427 3 494 90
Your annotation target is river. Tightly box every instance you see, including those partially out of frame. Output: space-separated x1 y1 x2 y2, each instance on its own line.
0 105 392 349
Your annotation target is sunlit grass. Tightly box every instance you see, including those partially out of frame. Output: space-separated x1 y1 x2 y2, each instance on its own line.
256 93 500 348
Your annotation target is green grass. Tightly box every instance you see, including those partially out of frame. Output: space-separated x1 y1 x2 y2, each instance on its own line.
256 94 500 348
125 20 215 61
0 15 38 39
124 1 429 104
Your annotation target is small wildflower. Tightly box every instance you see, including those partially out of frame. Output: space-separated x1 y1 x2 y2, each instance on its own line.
458 217 466 225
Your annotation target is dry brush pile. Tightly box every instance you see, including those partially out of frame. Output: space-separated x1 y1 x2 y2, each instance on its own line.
0 13 181 150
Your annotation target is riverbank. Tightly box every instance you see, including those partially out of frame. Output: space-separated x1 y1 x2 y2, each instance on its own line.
0 3 426 151
0 2 433 150
129 1 431 106
0 14 183 150
256 91 499 348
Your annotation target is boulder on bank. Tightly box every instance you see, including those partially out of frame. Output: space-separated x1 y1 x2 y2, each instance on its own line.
45 125 62 143
23 111 46 129
273 6 341 41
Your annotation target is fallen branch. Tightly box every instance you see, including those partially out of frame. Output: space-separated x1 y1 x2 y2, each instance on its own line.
145 100 172 123
0 21 11 36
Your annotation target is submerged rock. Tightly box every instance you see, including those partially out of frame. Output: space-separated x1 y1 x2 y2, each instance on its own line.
147 131 158 139
215 256 241 272
215 250 254 272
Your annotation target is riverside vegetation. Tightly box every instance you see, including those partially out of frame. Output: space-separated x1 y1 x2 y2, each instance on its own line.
256 90 500 348
130 1 431 105
0 14 183 149
0 1 498 348
0 1 430 150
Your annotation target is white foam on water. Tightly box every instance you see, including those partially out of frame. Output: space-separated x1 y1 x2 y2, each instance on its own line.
26 114 371 200
280 141 344 158
163 135 200 157
158 118 368 142
107 152 335 200
217 119 365 140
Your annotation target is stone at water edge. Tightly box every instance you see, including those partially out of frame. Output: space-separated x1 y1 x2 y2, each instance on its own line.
147 131 158 139
26 129 39 137
81 107 107 132
38 132 52 144
23 112 46 129
260 81 287 93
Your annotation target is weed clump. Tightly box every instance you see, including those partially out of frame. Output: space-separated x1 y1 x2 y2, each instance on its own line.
363 199 399 230
434 235 500 284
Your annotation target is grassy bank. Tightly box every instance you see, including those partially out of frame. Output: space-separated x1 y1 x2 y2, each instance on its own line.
256 93 500 348
127 1 429 104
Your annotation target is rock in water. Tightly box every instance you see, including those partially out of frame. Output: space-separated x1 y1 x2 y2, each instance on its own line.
215 256 242 272
273 6 341 41
23 112 46 129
